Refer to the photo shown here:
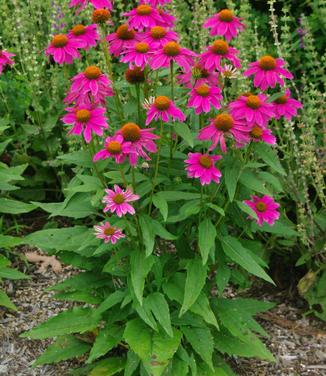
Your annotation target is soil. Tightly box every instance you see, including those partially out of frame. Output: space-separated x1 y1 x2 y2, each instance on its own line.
1 254 326 376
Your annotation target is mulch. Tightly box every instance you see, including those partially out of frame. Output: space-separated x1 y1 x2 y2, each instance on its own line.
1 258 326 376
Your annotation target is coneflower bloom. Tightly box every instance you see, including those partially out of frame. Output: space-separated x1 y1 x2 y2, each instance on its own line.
93 134 132 163
156 8 176 28
142 26 178 48
62 105 108 143
188 84 222 114
45 34 82 65
125 67 146 84
229 94 274 127
272 89 302 120
120 41 154 69
243 55 294 91
221 64 239 79
203 9 245 41
117 122 159 166
103 185 139 217
177 63 219 89
249 124 276 145
68 24 100 50
106 24 137 56
124 4 162 30
94 222 125 244
199 39 241 72
150 41 196 71
92 8 112 24
0 49 15 74
185 152 222 185
64 66 113 105
244 195 280 226
198 113 250 153
145 95 186 125
69 0 113 13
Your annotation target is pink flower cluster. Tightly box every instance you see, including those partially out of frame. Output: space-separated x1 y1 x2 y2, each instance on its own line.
0 49 15 74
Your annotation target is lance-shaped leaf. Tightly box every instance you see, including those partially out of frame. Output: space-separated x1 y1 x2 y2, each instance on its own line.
198 219 216 264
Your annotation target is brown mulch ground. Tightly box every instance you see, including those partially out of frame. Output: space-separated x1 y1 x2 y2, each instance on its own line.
1 259 326 375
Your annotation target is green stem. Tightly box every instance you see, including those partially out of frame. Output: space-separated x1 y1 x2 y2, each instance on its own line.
169 61 175 160
131 167 136 192
119 166 128 188
148 119 164 214
89 139 107 188
136 83 141 124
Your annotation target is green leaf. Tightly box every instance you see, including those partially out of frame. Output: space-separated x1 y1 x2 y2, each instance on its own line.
224 159 242 201
206 203 225 216
266 91 285 103
21 307 101 339
33 335 91 367
158 191 201 202
236 200 258 220
239 171 271 195
198 219 216 265
87 324 123 363
254 143 286 176
190 293 219 329
125 351 140 376
153 194 168 221
139 214 155 256
221 236 274 284
0 235 23 248
180 258 207 316
89 358 126 376
0 289 17 310
182 326 214 370
130 250 155 305
174 122 194 147
251 220 298 237
0 267 30 280
145 292 173 337
0 198 36 214
96 290 127 315
57 150 93 167
124 319 152 361
215 264 231 295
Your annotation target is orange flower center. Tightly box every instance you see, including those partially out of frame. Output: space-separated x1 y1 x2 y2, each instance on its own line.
72 24 86 36
121 122 141 142
256 201 267 212
52 34 68 48
150 26 167 39
116 24 135 40
250 125 263 138
107 141 122 154
274 94 288 104
125 67 145 83
258 55 277 70
84 66 101 79
76 109 91 123
214 114 234 131
154 96 171 110
219 9 234 22
135 42 149 53
136 4 152 15
211 40 229 55
199 155 213 168
113 193 125 204
246 95 261 109
192 64 209 79
195 84 210 97
92 9 111 23
163 41 181 56
104 226 116 235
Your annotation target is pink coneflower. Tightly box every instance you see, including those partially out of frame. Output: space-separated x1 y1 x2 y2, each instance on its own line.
156 8 176 28
150 41 196 71
199 39 241 72
103 185 139 217
243 55 293 91
64 66 113 105
120 41 154 69
203 9 245 41
45 34 83 65
187 84 222 115
117 122 159 166
229 94 274 127
124 4 162 30
272 89 302 120
185 152 222 185
249 124 276 145
94 222 125 244
142 26 178 48
69 0 113 13
106 24 137 57
198 113 250 153
244 195 280 226
0 49 15 74
177 63 219 89
145 95 186 125
93 134 132 163
62 105 108 143
140 0 171 6
68 24 100 50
